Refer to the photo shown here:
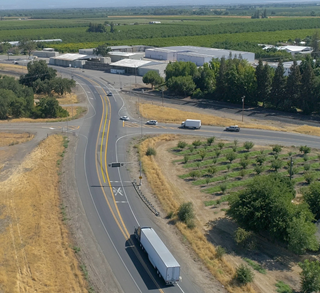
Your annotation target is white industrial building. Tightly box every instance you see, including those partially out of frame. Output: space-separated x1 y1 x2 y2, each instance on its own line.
108 52 145 62
145 46 255 65
278 45 313 56
33 50 59 58
145 48 178 61
49 53 89 68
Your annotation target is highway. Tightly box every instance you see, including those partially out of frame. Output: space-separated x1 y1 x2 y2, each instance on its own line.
1 66 319 293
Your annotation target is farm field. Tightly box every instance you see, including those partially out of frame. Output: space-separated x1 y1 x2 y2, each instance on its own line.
141 134 320 293
1 15 320 52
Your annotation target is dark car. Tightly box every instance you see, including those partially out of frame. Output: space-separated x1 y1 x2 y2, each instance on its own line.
107 92 113 96
225 125 240 132
146 120 158 125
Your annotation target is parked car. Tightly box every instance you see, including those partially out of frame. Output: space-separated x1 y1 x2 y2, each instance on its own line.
120 116 130 121
225 125 240 132
146 120 158 125
107 92 113 96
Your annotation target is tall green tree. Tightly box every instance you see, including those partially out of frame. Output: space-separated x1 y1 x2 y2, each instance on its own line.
215 57 227 100
19 39 37 56
142 71 164 89
270 60 286 109
193 63 215 94
311 31 320 58
299 62 316 114
285 60 301 111
166 75 196 96
165 61 197 82
20 60 57 88
93 44 111 56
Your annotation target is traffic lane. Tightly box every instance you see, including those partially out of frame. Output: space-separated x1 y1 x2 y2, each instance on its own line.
77 76 145 293
125 123 320 148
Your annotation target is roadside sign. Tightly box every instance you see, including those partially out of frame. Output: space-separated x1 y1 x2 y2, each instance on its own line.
139 176 142 179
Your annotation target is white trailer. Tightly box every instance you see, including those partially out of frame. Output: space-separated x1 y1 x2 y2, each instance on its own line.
181 119 201 129
135 227 180 285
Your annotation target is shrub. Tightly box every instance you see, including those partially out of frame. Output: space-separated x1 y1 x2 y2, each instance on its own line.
244 153 250 160
192 140 202 148
243 141 254 151
240 158 249 169
227 164 231 171
273 145 282 154
271 159 283 172
146 147 156 156
215 150 221 158
300 145 311 154
236 264 254 284
275 281 293 293
303 154 309 162
232 146 237 152
207 137 215 145
304 163 311 171
212 158 217 164
256 154 266 165
304 172 316 184
215 245 226 260
218 142 225 150
189 146 195 153
178 202 195 224
254 165 264 175
288 151 293 157
205 177 210 185
190 170 201 179
208 166 217 177
240 169 247 177
234 227 256 250
184 155 189 164
226 151 237 163
234 139 238 147
220 183 227 194
196 162 201 169
177 141 187 149
199 150 206 161
299 260 320 293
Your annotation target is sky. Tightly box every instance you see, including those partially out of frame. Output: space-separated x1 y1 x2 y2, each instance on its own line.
0 0 319 10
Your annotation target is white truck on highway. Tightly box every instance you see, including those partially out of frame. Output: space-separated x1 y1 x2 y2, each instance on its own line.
181 119 201 129
134 226 181 285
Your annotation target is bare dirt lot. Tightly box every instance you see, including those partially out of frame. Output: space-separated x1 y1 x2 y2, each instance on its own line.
0 135 88 293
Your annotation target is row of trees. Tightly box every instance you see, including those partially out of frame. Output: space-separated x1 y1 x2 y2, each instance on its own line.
161 54 320 114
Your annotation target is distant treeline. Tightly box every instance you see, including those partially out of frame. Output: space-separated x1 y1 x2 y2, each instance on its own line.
2 4 320 18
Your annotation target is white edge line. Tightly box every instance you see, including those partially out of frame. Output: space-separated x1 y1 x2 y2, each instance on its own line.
79 136 142 291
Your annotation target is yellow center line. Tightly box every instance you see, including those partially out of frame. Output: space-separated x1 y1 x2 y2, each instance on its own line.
100 94 107 183
76 74 165 293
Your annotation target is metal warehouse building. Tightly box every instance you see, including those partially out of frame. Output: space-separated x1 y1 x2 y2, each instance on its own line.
145 46 255 65
108 52 145 63
49 53 89 68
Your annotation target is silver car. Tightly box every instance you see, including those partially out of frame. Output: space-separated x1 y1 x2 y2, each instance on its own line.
225 125 240 132
146 120 158 125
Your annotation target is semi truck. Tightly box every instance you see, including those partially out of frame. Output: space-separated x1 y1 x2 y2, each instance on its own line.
134 226 181 285
181 119 201 129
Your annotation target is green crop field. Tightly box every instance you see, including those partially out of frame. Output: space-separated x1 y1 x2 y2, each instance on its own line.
171 138 320 207
1 13 320 53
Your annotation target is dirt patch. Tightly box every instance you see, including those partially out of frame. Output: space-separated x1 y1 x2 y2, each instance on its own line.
35 93 79 105
0 135 88 293
0 63 27 75
0 132 34 147
149 135 309 293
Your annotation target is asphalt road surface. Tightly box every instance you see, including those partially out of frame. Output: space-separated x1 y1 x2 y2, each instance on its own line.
1 64 320 293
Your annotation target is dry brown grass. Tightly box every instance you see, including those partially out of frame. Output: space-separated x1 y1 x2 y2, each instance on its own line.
140 135 256 293
35 93 78 105
0 132 34 147
0 135 87 293
0 63 27 74
139 103 320 137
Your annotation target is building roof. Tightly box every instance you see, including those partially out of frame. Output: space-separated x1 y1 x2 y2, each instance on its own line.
177 52 214 58
109 52 144 57
164 46 252 56
51 53 87 61
110 45 132 50
278 46 312 52
110 59 153 68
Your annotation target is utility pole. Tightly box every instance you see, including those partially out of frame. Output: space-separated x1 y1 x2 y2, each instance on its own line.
241 96 245 122
161 86 164 107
